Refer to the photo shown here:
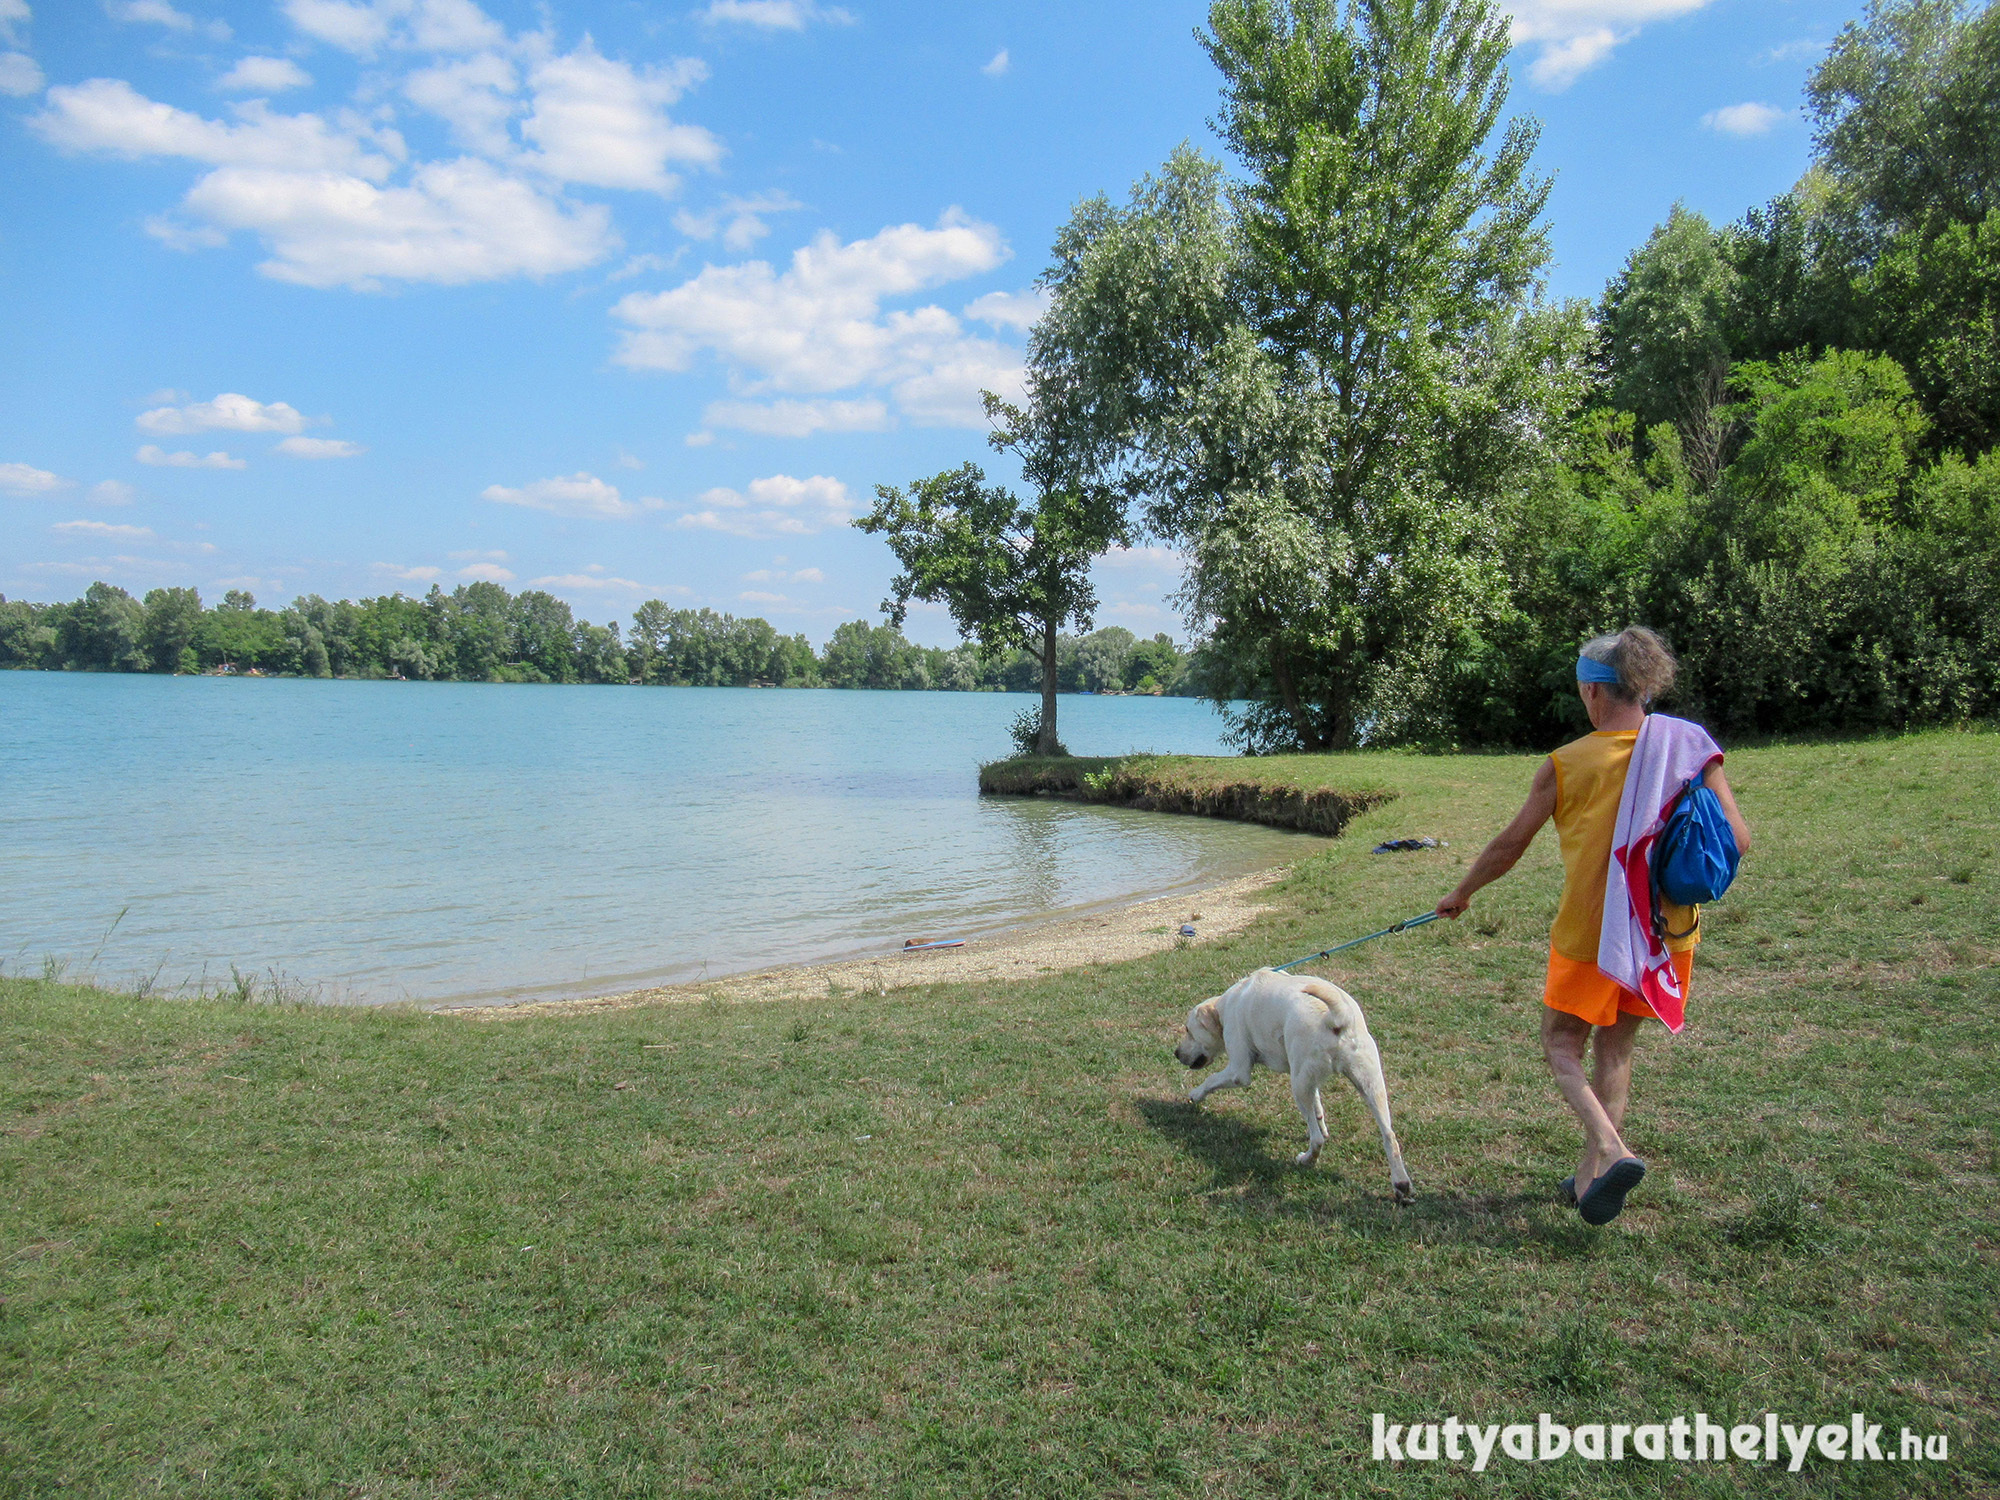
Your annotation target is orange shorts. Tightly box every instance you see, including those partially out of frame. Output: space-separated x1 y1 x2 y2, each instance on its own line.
1543 948 1693 1028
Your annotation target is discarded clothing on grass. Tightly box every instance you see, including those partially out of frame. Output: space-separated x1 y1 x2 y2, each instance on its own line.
1371 836 1446 854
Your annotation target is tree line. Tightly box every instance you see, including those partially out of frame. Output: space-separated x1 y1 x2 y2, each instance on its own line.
0 579 1198 695
12 0 1992 753
863 0 2000 751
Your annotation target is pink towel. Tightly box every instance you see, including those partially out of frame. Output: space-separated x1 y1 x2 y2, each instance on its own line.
1600 713 1723 1032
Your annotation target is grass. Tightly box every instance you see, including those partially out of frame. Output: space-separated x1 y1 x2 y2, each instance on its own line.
979 752 1394 835
4 729 1997 1496
975 754 1125 794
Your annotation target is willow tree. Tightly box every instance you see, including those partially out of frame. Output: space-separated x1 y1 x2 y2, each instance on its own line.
1807 0 2000 244
1032 0 1583 749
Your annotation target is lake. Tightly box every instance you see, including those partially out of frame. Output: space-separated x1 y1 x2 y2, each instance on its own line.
2 673 1321 1006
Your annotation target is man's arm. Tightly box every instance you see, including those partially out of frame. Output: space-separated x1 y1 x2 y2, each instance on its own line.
1436 758 1558 919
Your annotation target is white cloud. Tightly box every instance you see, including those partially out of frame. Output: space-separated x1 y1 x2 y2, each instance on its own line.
107 0 203 32
701 396 891 437
700 1 854 30
743 565 822 583
147 218 231 252
276 435 364 457
1703 101 1786 136
0 0 26 46
218 56 314 94
53 519 155 540
282 0 504 56
138 392 309 435
612 211 1022 428
1526 29 1619 88
1100 599 1176 626
674 190 802 252
890 337 1027 426
1505 0 1717 90
982 48 1009 77
137 444 246 468
171 157 615 289
404 52 516 156
1762 39 1824 64
1098 544 1184 570
676 472 849 537
519 42 719 195
37 35 648 290
963 287 1044 331
373 561 442 580
0 460 69 495
33 80 393 177
0 50 42 97
529 568 651 590
482 471 664 520
29 557 173 579
398 0 504 51
90 479 137 504
448 547 507 559
609 251 681 281
284 0 390 51
457 561 513 581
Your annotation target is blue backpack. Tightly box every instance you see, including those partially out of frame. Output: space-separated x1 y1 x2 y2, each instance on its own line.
1652 777 1740 938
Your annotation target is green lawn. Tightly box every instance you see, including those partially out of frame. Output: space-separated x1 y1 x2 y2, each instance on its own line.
4 731 1996 1496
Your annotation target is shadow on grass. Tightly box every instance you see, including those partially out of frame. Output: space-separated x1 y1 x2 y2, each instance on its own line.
1135 1095 1606 1253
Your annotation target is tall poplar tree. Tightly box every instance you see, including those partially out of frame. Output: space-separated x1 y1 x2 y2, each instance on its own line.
1033 0 1582 749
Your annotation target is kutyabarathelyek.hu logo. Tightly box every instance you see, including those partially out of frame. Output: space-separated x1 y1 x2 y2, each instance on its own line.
1371 1413 1950 1471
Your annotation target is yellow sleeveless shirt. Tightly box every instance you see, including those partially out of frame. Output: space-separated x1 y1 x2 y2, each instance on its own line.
1548 729 1699 962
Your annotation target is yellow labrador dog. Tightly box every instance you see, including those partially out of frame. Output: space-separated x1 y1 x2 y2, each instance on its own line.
1175 967 1414 1202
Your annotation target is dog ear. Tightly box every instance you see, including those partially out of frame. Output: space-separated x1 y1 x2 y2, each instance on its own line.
1195 998 1221 1033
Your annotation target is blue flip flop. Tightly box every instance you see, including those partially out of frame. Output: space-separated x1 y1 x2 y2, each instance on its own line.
1577 1157 1646 1225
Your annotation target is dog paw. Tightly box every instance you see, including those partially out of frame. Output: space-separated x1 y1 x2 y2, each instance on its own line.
1392 1181 1416 1206
1295 1150 1320 1167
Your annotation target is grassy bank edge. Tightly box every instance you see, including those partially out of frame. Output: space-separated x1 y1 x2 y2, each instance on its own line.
978 752 1397 838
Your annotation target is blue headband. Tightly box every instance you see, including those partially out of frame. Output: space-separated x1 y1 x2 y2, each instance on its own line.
1576 656 1621 684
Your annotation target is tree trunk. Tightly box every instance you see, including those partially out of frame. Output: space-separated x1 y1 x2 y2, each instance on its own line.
1037 618 1062 756
1268 645 1325 752
1677 354 1732 492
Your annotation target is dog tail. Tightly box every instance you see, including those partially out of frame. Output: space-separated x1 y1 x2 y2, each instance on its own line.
1295 976 1352 1033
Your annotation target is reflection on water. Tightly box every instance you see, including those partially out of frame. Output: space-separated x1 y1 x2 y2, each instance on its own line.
2 673 1322 1005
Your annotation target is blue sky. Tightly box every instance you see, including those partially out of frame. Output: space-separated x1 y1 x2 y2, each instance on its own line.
2 0 1860 648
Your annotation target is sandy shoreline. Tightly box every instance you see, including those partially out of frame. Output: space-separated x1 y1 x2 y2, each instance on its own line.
441 864 1295 1021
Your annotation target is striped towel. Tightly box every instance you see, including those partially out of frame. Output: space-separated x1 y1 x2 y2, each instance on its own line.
1600 713 1723 1032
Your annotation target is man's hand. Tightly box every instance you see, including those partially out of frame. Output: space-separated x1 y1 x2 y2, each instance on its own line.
1436 892 1471 921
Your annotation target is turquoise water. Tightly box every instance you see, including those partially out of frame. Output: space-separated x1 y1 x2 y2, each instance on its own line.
2 673 1320 1006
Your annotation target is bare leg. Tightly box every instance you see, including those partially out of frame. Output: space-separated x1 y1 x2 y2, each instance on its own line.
1541 1007 1632 1197
1591 1012 1643 1133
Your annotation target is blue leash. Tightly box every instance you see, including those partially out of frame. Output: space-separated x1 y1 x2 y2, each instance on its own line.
1272 911 1442 972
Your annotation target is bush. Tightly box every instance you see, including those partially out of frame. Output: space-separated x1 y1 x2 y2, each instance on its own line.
1007 707 1068 757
